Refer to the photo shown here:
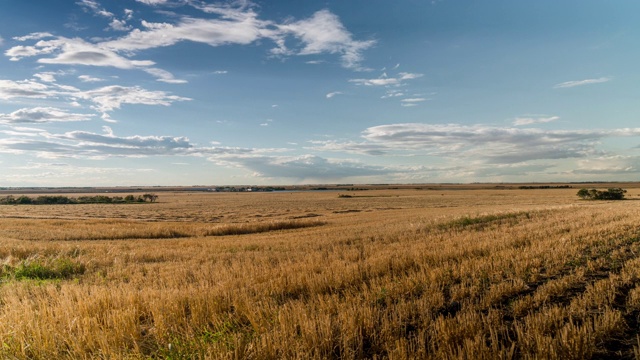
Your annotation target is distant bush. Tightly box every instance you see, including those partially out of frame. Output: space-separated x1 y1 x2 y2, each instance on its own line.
577 188 626 200
0 194 158 205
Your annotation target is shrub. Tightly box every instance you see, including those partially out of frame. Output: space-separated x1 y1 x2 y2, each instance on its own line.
577 188 626 200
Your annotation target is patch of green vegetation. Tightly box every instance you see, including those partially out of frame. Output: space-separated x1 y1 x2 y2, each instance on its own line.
2 258 85 281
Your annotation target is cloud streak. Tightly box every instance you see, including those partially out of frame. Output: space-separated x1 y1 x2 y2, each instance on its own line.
554 77 611 89
350 72 422 87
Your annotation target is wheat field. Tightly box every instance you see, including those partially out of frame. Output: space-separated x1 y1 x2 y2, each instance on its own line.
1 187 640 359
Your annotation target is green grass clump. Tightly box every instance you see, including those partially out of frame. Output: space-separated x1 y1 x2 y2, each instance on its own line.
4 258 86 281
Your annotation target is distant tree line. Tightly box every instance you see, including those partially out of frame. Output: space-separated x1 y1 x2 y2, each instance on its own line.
577 188 626 200
0 193 158 205
519 185 573 189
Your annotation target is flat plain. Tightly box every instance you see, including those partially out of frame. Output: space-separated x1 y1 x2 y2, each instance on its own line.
2 185 640 359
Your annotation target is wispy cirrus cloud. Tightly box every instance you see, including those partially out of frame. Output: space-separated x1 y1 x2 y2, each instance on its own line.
326 91 343 99
77 0 114 18
78 0 136 32
350 72 423 86
12 32 54 41
553 77 611 89
143 68 187 84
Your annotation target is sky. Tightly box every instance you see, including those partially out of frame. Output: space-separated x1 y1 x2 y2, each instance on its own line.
1 0 639 186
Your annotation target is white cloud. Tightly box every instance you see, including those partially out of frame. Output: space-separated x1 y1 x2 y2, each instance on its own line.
275 10 375 69
0 107 93 124
8 6 373 76
554 77 611 89
569 155 640 175
76 85 191 112
0 79 54 99
513 115 559 126
78 75 104 82
12 32 54 42
350 72 423 86
308 140 388 156
401 98 427 103
33 72 59 83
326 91 343 99
109 19 132 32
400 98 428 107
0 36 4 47
381 90 404 99
77 0 114 18
0 127 267 160
135 0 169 5
0 79 189 114
213 70 228 74
143 68 187 84
6 36 155 68
100 13 268 52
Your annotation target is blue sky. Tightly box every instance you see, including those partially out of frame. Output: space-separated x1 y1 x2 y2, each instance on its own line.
1 0 639 186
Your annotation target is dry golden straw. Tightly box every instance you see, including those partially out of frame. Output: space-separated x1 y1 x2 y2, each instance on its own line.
1 187 640 359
